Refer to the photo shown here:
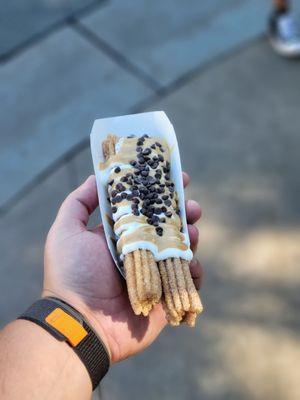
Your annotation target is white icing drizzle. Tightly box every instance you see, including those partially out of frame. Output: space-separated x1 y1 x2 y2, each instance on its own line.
102 137 192 261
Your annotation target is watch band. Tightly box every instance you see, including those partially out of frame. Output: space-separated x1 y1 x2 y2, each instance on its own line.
18 297 110 390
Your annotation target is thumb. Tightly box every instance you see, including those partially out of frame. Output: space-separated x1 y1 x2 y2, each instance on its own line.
56 175 99 228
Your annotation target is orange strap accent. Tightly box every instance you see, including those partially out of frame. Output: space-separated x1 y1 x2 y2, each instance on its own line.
45 308 88 346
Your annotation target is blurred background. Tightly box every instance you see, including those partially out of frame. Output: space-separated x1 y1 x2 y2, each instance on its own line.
1 1 300 399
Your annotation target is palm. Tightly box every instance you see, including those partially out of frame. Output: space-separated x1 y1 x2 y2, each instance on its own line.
44 223 166 362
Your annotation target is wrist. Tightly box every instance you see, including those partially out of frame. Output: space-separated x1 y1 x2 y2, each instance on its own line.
42 290 113 362
20 297 110 389
1 320 91 399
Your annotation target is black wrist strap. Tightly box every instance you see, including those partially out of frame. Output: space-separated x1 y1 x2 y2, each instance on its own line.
18 297 110 390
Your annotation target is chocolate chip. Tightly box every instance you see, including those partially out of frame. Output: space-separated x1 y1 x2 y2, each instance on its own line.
121 176 128 182
158 154 164 162
140 193 145 200
137 140 144 146
146 210 153 218
132 190 139 197
160 147 165 152
134 169 141 176
108 179 114 186
130 160 137 166
112 206 117 213
115 195 122 203
150 162 158 169
133 209 140 216
166 211 172 218
142 148 151 156
147 176 156 185
163 167 170 173
152 193 159 199
136 146 143 152
169 186 175 192
160 217 166 223
162 194 168 200
150 144 156 149
155 141 162 147
127 134 135 138
156 198 163 204
142 134 149 138
176 208 180 215
165 174 170 180
161 206 167 213
127 179 133 185
116 183 126 192
141 208 147 215
121 192 127 200
131 203 138 210
132 197 140 204
153 220 159 227
146 218 153 225
155 173 161 179
154 207 161 214
138 156 145 164
112 190 120 199
156 227 163 236
114 166 121 173
164 199 172 207
134 177 142 185
151 215 159 223
141 170 149 177
127 193 133 200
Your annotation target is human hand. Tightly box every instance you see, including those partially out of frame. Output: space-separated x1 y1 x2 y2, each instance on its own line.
43 174 203 363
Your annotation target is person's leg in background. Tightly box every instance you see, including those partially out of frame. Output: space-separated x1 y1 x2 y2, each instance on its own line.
273 0 290 13
269 0 300 57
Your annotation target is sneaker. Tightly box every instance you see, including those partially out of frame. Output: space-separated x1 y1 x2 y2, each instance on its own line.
269 11 300 57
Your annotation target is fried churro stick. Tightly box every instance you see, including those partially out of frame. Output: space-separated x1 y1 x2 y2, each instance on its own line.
183 312 197 327
124 252 142 315
159 258 203 325
102 136 162 317
181 259 203 314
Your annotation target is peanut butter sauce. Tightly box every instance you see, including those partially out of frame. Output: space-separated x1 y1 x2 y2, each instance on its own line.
101 135 187 257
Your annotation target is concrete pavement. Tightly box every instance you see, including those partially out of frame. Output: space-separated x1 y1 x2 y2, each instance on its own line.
1 1 300 400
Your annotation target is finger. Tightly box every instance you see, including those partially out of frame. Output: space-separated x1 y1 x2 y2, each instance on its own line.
57 175 98 227
189 258 203 290
183 172 190 188
186 200 201 224
89 224 104 235
188 224 199 253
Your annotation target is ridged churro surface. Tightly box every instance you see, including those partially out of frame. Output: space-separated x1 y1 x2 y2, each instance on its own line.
101 134 202 324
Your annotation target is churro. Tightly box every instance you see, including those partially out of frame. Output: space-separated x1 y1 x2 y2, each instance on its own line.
101 133 202 324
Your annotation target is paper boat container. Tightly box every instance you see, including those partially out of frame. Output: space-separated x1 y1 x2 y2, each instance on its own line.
90 111 191 278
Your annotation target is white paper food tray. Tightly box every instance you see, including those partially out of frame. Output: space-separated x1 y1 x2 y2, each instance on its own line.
90 111 190 278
